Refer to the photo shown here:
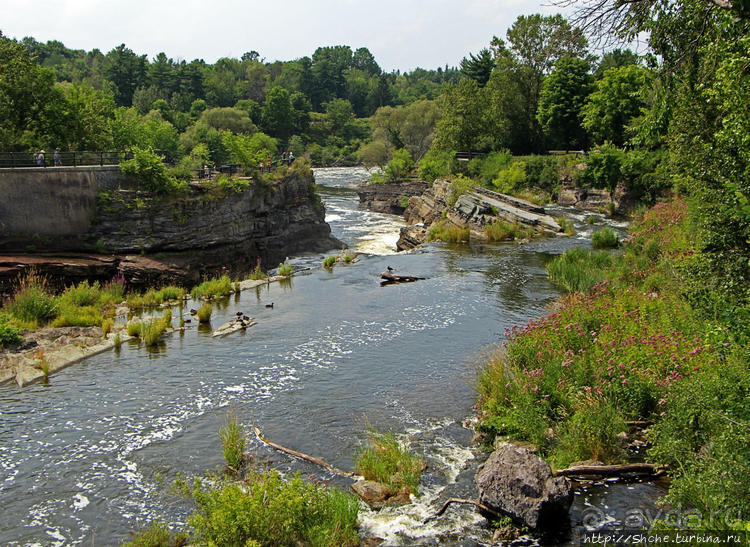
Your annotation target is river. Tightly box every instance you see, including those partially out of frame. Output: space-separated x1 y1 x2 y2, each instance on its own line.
0 167 662 545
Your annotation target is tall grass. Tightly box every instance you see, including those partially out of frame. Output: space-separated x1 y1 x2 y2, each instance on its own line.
190 275 232 300
591 227 620 249
219 410 246 473
189 471 359 547
5 271 57 326
122 521 188 547
322 256 336 269
277 262 294 276
427 221 470 243
355 429 423 495
546 248 616 293
485 220 536 242
196 304 212 323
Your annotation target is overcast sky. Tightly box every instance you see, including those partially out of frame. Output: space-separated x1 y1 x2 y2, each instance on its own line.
0 0 573 72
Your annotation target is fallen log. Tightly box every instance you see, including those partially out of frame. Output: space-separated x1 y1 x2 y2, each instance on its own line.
429 498 500 522
253 427 357 478
554 463 664 478
379 272 425 284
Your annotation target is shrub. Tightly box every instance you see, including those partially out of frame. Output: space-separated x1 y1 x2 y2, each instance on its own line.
5 272 57 325
196 304 212 323
120 147 183 194
219 410 246 473
580 143 624 192
384 148 415 182
189 471 359 547
427 221 470 243
127 321 143 337
492 161 527 194
591 227 620 249
277 262 293 277
546 248 616 293
60 280 101 307
322 256 336 269
355 429 423 495
447 175 475 207
418 148 455 182
472 149 512 187
0 315 22 347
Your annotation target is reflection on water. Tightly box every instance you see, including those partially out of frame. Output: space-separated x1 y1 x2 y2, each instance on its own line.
0 167 656 545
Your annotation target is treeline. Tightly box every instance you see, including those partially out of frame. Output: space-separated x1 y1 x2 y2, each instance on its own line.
0 31 460 167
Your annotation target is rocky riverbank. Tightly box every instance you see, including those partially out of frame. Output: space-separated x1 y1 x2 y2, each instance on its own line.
0 167 340 291
357 181 428 215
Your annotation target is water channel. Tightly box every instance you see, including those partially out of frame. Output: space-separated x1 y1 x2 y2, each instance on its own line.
0 167 662 545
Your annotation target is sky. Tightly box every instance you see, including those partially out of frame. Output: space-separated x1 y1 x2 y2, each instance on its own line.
0 0 572 72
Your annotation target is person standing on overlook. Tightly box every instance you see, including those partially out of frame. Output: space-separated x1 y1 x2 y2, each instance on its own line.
36 150 45 167
54 148 62 166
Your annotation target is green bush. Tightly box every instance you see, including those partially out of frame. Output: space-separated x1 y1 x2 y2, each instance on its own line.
120 147 183 194
0 315 22 347
383 148 415 182
591 227 620 249
322 256 336 269
60 280 102 307
546 248 616 293
219 411 246 472
196 304 212 324
447 175 475 207
189 471 359 547
471 150 512 187
493 161 526 194
580 143 624 192
417 148 455 182
6 285 57 326
355 430 423 495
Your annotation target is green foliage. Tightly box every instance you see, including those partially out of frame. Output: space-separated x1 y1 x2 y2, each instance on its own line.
471 150 512 187
433 78 486 157
447 175 475 207
492 161 527 193
580 143 624 192
427 221 470 243
221 131 277 169
50 303 102 328
356 429 423 495
383 148 415 182
547 248 617 292
277 262 294 277
591 227 620 249
196 304 212 324
5 277 57 326
120 147 183 194
0 314 23 347
188 471 359 547
485 220 535 242
122 521 188 547
248 264 266 280
219 410 246 472
460 48 495 87
322 256 336 269
417 148 455 182
190 275 232 299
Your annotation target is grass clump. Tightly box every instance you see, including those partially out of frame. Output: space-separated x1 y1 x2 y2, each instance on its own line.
248 264 266 281
5 272 57 326
196 304 212 323
557 217 576 235
190 275 232 300
485 220 535 242
546 248 617 293
322 256 336 269
189 471 359 547
355 429 423 495
122 521 188 547
277 262 293 277
427 220 470 243
219 410 246 473
592 226 620 249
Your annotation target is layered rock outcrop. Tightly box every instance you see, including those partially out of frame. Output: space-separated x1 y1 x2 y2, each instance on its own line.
357 181 428 215
396 180 562 251
0 167 340 289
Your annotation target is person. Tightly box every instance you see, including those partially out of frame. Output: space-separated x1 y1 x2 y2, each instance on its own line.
37 150 46 167
266 154 271 171
54 148 62 166
288 151 294 163
259 160 264 173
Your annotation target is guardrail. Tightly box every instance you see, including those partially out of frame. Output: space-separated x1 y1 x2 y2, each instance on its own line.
0 150 179 168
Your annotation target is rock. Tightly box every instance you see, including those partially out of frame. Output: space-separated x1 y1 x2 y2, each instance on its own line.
475 442 573 530
357 181 428 215
396 225 427 251
361 538 385 547
493 525 520 543
350 480 392 506
384 490 412 507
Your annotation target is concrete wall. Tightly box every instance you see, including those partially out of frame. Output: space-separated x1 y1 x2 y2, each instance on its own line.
0 166 131 241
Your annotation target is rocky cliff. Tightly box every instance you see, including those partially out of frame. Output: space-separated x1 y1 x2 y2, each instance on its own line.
356 181 429 215
0 167 340 289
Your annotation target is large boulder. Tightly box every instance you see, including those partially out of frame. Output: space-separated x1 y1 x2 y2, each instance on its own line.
475 442 572 530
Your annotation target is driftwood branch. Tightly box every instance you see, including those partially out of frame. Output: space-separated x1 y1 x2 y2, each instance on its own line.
434 498 500 518
555 463 664 477
380 273 425 283
253 427 357 478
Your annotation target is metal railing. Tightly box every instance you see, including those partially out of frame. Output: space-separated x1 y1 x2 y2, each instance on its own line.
0 150 139 168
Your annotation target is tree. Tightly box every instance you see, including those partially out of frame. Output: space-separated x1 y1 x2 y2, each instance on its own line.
433 78 486 158
582 65 652 146
199 107 256 134
102 44 147 106
460 48 494 87
58 82 116 150
537 57 592 150
594 49 641 79
262 86 293 141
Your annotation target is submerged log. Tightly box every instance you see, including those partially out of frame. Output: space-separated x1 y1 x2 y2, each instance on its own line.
253 427 357 478
554 463 663 478
379 272 425 284
433 497 500 519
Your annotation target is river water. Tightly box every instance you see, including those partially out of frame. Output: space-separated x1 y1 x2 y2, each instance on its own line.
0 168 661 545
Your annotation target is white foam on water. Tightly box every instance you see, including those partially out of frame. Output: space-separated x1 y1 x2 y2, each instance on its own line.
72 494 89 511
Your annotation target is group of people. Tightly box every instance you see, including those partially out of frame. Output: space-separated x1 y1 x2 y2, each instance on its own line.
258 151 295 174
33 148 62 167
